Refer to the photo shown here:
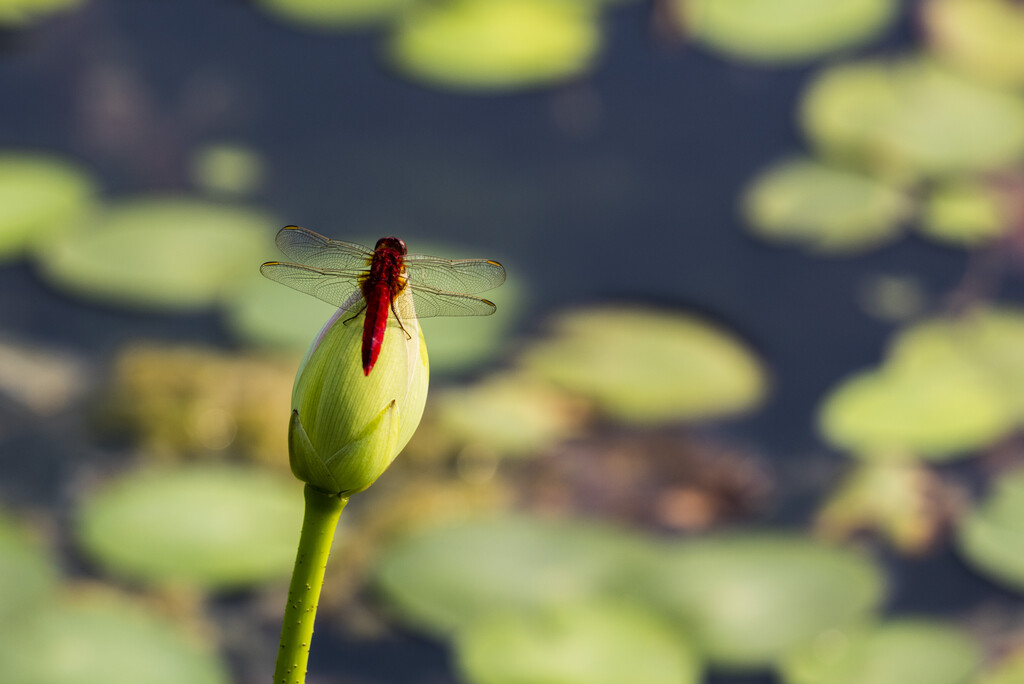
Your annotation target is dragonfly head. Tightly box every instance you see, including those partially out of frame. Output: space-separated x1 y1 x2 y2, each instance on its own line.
375 236 407 255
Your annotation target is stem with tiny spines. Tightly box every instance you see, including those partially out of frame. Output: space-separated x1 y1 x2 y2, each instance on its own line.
273 484 347 684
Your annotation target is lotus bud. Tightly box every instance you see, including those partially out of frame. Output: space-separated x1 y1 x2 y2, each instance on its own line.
288 293 429 496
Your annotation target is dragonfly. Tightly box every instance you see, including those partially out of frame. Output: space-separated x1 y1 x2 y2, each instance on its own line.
261 226 506 375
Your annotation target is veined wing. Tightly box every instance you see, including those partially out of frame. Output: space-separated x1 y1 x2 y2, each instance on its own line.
274 225 374 270
259 261 365 310
395 285 497 320
404 254 506 295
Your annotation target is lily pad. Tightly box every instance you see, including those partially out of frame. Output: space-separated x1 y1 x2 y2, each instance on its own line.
434 373 581 458
0 512 58 625
228 271 337 353
456 601 701 684
0 591 227 684
818 353 1013 459
0 0 82 27
801 59 1024 180
957 468 1024 592
372 515 645 636
780 619 980 684
924 0 1024 88
638 534 884 669
920 180 1007 246
254 0 418 30
743 158 912 254
189 144 265 198
674 0 897 63
36 197 275 310
521 307 767 424
890 308 1024 421
75 464 304 590
0 152 96 260
388 0 601 91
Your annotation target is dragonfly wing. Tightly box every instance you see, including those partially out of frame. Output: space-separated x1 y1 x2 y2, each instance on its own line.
404 255 506 294
274 226 374 270
396 286 497 320
259 261 365 310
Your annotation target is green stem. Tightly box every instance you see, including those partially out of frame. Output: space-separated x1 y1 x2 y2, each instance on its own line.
273 485 348 684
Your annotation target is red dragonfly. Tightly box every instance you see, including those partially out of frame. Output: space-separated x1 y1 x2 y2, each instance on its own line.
260 226 506 375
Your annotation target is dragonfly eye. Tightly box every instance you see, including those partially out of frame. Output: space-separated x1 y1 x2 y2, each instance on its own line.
375 236 407 254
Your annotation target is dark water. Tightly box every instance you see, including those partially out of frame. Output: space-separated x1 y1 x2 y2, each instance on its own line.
2 1 1021 683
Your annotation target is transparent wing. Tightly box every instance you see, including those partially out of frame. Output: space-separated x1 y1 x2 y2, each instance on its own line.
404 254 506 295
259 261 365 310
274 225 374 270
395 286 497 320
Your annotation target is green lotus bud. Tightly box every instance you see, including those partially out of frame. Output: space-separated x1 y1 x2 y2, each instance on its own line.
288 294 429 496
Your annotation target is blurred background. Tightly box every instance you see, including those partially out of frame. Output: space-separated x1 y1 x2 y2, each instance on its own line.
2 0 1024 683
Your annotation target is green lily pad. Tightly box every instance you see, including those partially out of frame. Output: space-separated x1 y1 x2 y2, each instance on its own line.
638 534 885 669
189 144 265 198
675 0 897 63
801 59 1024 180
976 651 1024 684
228 271 337 353
0 591 227 684
388 0 601 92
0 0 82 26
456 601 701 684
254 0 418 30
920 180 1007 246
0 512 58 625
75 465 304 590
521 307 767 424
780 619 980 684
36 197 275 310
957 468 1024 593
890 308 1024 421
924 0 1024 88
372 515 645 636
434 373 581 457
0 152 96 260
419 274 524 376
818 351 1013 459
743 158 912 254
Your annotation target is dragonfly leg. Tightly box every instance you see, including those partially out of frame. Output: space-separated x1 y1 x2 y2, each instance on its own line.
342 303 367 326
390 299 412 340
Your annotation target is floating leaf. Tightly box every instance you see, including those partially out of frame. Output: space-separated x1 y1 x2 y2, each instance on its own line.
920 180 1007 246
0 512 58 625
456 601 701 684
638 534 884 668
521 308 766 424
228 272 337 353
75 465 304 590
189 144 265 198
675 0 897 63
434 373 582 458
388 0 601 91
0 0 83 27
801 59 1024 180
743 158 912 254
818 354 1013 459
0 152 96 260
780 619 980 684
924 0 1024 88
254 0 419 30
890 308 1024 421
0 591 228 684
372 515 645 636
36 197 275 310
957 468 1024 593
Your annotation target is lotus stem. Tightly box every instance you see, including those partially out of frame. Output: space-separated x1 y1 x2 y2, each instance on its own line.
273 484 348 684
